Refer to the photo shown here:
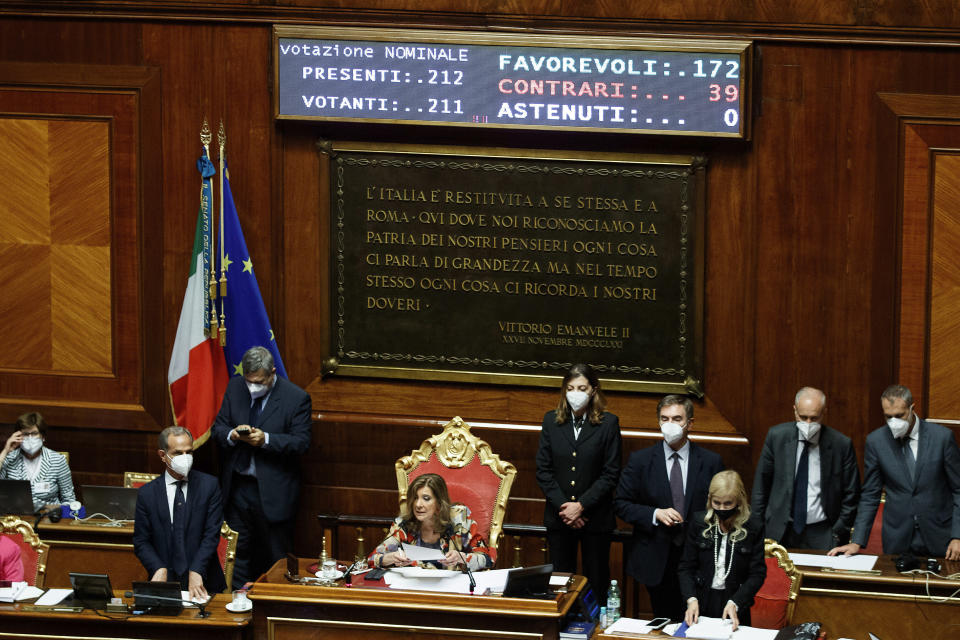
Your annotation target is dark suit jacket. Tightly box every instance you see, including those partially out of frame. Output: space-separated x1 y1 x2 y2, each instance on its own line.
852 420 960 554
535 410 622 532
750 422 860 545
211 376 312 523
678 513 767 616
133 470 227 592
615 441 724 584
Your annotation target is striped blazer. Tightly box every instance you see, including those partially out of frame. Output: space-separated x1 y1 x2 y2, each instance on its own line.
0 447 76 510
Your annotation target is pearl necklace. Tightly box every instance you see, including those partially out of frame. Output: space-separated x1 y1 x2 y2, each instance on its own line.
713 525 736 582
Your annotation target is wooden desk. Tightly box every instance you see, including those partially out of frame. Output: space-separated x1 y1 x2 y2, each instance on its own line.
249 558 583 640
0 590 250 640
794 554 960 639
37 517 146 589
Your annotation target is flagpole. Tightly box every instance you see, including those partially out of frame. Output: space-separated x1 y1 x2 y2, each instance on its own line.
218 120 228 347
200 118 218 336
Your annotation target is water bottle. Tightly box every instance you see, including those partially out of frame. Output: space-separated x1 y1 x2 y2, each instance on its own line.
606 580 621 625
599 606 607 629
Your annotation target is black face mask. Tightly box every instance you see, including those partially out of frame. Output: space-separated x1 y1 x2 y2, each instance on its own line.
715 507 738 521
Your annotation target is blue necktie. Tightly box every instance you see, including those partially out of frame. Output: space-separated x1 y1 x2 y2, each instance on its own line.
172 480 188 576
792 441 809 535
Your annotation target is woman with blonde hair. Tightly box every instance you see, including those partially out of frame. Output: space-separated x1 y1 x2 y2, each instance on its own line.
678 470 766 630
369 473 491 571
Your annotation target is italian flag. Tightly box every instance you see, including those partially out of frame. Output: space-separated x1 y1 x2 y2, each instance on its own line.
167 210 228 447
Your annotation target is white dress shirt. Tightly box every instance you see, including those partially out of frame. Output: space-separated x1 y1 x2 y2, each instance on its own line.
164 469 188 523
796 428 826 525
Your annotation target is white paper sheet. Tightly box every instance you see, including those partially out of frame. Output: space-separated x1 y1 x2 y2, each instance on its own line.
549 575 570 587
684 616 733 640
15 585 44 601
33 588 73 606
400 542 445 562
603 617 653 635
384 571 471 593
382 567 513 595
788 552 878 571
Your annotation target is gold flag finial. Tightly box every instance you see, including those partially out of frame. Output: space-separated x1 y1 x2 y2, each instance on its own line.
200 118 212 147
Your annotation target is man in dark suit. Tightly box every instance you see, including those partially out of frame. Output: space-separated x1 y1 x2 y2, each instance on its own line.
614 395 724 621
133 426 226 600
831 385 960 560
751 387 860 549
212 346 312 586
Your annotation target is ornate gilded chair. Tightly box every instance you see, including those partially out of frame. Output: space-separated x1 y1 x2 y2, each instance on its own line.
395 416 516 564
123 471 159 488
1 515 50 587
218 521 239 591
750 538 803 629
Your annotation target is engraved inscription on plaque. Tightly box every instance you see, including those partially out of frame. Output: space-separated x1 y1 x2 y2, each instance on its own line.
323 143 705 394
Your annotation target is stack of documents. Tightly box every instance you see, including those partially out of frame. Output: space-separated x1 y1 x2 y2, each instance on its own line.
0 582 43 603
681 617 779 640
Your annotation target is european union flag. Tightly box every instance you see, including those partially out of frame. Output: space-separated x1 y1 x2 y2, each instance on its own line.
218 162 287 378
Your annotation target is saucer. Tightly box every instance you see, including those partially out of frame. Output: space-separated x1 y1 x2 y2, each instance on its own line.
314 569 345 580
225 601 252 613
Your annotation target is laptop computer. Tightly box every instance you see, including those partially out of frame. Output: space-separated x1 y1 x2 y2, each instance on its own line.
502 563 554 599
66 572 113 609
79 485 139 520
0 479 36 515
131 580 184 616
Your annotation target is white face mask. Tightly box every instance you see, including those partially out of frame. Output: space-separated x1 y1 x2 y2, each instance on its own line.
660 421 686 445
166 452 193 477
887 415 911 440
796 421 821 441
566 390 590 412
20 435 43 455
247 381 270 399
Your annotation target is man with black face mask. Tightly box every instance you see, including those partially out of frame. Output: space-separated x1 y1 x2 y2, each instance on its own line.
615 395 723 622
751 387 860 550
212 345 312 587
133 426 226 600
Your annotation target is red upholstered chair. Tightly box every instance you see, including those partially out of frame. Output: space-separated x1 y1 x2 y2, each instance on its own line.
1 515 50 588
218 521 239 592
750 538 803 629
862 491 885 555
395 416 517 564
123 471 159 488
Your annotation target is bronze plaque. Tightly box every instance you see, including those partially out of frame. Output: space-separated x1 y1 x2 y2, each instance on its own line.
322 142 705 394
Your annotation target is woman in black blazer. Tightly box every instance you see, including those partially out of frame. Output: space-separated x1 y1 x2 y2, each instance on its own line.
535 363 622 603
678 470 766 630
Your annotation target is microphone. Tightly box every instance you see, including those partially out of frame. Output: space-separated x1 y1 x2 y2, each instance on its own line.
456 549 476 595
123 590 212 618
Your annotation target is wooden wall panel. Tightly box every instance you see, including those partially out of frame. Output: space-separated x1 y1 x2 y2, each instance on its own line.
928 153 960 420
0 118 112 375
0 64 164 429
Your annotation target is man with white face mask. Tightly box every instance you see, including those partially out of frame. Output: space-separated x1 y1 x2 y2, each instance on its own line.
829 385 960 561
615 395 723 622
133 426 226 600
212 345 312 587
751 387 860 549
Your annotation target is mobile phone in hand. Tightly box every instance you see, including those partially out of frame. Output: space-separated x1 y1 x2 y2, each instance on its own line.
236 425 251 435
